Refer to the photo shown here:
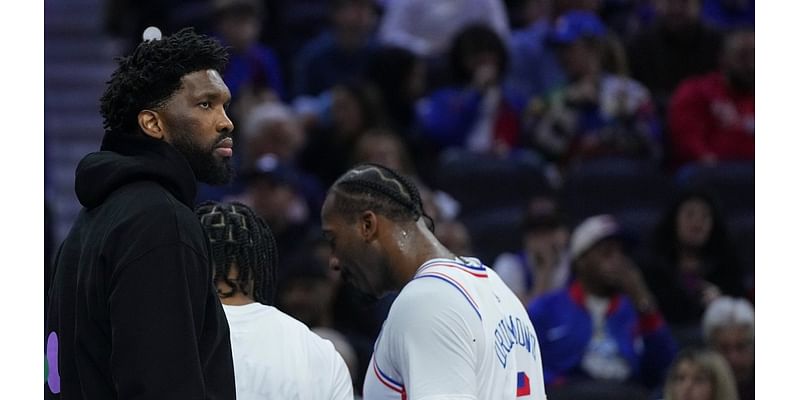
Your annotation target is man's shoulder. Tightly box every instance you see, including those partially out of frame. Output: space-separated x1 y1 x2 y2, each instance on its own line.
101 181 202 243
109 181 194 218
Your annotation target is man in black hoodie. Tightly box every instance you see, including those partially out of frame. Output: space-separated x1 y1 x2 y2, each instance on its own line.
45 28 237 399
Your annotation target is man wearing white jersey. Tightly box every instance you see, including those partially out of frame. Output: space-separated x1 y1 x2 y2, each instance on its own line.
197 201 354 400
321 163 547 399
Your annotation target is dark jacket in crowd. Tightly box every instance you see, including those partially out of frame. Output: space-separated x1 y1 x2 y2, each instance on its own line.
45 133 236 399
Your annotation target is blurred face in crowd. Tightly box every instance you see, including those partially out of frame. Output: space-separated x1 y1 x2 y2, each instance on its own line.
669 360 714 400
436 221 472 257
331 86 367 138
466 51 501 85
355 133 408 174
557 39 597 81
280 276 336 326
655 0 701 28
217 9 261 53
321 193 396 298
333 0 376 42
576 238 626 296
157 70 235 185
406 60 427 101
710 325 754 382
722 30 755 92
524 226 569 262
249 119 306 163
250 178 304 231
676 197 714 249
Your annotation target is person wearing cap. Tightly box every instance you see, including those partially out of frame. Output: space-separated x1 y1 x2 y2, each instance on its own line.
527 214 676 396
701 296 754 400
524 10 661 166
228 153 325 268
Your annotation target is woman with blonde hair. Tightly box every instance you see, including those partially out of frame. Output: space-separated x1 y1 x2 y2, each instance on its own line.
664 348 739 400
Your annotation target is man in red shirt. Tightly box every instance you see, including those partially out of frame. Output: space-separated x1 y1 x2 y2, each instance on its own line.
668 29 754 168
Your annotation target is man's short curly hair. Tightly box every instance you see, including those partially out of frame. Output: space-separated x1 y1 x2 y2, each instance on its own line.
99 27 229 136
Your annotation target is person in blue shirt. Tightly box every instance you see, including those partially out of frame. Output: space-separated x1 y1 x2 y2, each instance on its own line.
527 214 676 396
292 0 378 97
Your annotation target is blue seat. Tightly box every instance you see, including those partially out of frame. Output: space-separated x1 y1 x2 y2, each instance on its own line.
433 150 552 218
560 157 673 229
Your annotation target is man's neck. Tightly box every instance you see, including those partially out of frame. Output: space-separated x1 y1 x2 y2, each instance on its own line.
391 220 454 290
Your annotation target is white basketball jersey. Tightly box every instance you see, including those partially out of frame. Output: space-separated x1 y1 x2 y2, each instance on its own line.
363 257 547 400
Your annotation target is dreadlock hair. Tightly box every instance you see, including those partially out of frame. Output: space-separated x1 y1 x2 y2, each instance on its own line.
196 201 278 305
328 163 435 232
100 27 229 137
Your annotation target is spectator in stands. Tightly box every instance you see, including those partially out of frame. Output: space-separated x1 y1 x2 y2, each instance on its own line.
435 219 474 257
525 11 661 166
494 196 571 303
667 29 754 168
662 347 739 400
626 0 722 112
365 45 428 136
504 0 566 100
199 99 311 203
196 201 354 399
353 128 416 176
241 100 307 167
416 24 526 157
639 188 747 341
528 214 676 395
377 0 510 59
702 296 754 400
232 155 323 266
299 82 386 186
292 0 378 97
212 0 286 103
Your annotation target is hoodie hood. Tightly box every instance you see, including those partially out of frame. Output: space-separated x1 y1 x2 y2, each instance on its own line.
75 133 197 209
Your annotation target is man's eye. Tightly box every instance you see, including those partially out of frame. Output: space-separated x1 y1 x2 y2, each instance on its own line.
199 101 211 109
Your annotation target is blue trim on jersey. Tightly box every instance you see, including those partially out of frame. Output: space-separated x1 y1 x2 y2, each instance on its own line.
415 274 482 320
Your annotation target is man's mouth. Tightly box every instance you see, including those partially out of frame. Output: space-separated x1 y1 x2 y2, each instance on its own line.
214 137 233 158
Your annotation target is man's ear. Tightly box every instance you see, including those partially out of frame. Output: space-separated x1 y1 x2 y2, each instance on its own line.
359 211 379 241
138 109 166 141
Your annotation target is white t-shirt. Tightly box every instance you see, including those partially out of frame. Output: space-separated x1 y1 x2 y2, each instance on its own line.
222 303 354 400
363 257 547 400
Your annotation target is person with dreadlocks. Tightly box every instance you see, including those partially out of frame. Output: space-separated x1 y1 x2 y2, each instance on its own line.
45 28 236 398
196 201 354 400
320 163 547 399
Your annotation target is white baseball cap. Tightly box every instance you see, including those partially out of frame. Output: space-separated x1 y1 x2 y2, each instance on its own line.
569 214 621 259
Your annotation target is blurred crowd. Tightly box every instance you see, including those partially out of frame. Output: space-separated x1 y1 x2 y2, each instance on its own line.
94 0 755 398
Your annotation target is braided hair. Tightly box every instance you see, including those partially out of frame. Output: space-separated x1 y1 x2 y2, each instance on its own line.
328 163 435 231
100 27 229 137
196 201 278 305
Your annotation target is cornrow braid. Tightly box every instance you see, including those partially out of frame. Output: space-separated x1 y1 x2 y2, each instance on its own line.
196 201 279 305
330 163 435 231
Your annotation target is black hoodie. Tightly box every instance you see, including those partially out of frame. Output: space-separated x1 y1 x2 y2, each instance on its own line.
45 133 236 399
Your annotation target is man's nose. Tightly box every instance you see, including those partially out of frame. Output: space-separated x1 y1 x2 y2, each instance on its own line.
329 255 341 271
217 110 234 134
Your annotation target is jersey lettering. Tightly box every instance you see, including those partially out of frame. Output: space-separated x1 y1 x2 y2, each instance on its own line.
494 315 538 368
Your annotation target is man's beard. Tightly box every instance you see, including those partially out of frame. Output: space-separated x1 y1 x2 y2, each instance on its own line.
170 128 234 185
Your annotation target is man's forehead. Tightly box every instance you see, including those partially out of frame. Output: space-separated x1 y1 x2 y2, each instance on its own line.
181 69 229 93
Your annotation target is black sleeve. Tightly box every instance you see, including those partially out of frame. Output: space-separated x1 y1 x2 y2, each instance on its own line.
108 242 235 400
